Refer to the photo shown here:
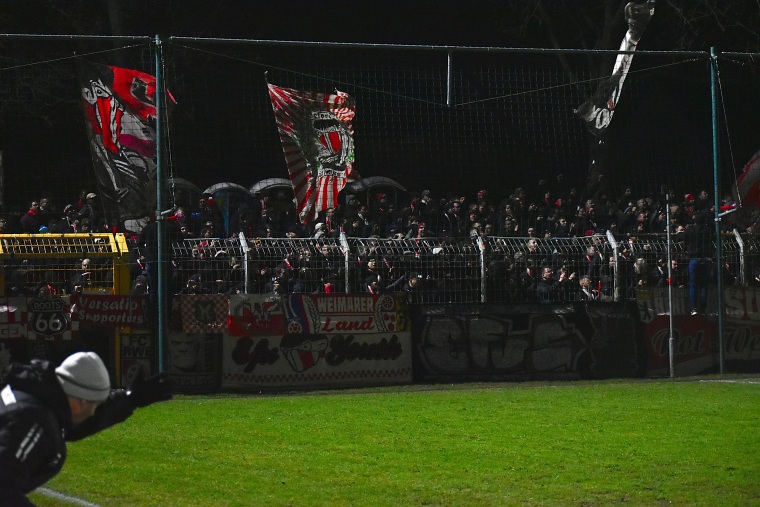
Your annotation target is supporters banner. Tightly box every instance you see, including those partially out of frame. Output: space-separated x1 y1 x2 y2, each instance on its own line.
267 83 358 223
281 294 408 335
80 62 174 221
70 294 148 328
574 1 655 136
222 332 412 389
227 294 286 337
25 295 79 342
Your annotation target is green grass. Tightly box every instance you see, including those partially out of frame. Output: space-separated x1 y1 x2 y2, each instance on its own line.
33 378 760 507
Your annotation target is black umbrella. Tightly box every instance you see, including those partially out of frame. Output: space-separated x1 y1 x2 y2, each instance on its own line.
249 178 293 196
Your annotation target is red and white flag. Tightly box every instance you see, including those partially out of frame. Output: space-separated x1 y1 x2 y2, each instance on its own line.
267 83 358 223
80 62 176 222
735 149 760 209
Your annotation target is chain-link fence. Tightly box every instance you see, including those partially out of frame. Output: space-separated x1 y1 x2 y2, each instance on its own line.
111 231 756 304
0 36 757 237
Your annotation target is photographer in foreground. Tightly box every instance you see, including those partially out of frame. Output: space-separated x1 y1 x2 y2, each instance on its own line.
0 351 172 506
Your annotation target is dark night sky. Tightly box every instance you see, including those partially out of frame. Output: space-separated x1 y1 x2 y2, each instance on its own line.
0 1 757 212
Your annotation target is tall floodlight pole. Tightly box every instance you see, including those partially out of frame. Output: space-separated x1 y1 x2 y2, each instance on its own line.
710 47 725 374
155 34 166 372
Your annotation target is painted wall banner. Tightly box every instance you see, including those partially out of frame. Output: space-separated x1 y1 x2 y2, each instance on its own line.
634 287 760 376
413 303 642 381
222 331 413 389
120 329 152 386
167 329 222 393
282 294 407 335
227 294 285 336
178 295 228 333
70 294 148 328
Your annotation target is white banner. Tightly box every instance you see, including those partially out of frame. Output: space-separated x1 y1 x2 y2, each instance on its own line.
222 331 412 389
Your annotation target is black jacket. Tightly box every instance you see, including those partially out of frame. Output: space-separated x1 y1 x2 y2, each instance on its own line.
0 360 134 505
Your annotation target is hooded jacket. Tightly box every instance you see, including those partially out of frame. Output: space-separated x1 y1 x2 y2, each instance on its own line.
0 360 134 505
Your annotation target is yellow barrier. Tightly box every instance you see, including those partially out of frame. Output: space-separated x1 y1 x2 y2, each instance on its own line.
0 233 132 297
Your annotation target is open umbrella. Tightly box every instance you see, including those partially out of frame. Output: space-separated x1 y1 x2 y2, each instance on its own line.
343 176 407 194
203 182 258 236
343 176 408 209
249 177 293 196
203 182 252 196
164 177 202 209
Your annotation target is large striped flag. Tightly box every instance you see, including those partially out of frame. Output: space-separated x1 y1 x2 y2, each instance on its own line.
734 149 760 209
575 1 655 136
267 83 358 224
80 62 175 222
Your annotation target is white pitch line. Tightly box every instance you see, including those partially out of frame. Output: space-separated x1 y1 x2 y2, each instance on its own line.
699 379 760 384
35 487 102 507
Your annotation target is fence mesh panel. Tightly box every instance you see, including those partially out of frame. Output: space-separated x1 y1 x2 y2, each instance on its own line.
1 37 755 236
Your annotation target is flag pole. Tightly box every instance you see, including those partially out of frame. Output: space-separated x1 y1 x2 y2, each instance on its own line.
155 34 166 373
666 191 675 378
710 47 725 374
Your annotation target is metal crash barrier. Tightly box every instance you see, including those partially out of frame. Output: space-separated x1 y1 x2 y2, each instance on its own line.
0 233 132 296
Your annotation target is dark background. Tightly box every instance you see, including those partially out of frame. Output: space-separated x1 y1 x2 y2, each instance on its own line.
0 1 758 217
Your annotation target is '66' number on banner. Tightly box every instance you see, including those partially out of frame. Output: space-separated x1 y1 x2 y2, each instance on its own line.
28 296 70 339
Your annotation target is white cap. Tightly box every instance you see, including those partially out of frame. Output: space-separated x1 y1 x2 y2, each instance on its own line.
86 193 97 200
55 352 111 402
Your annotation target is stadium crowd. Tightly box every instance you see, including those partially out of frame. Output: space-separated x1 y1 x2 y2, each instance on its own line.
4 174 756 307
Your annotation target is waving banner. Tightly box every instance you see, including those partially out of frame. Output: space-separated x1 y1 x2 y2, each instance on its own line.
734 149 760 209
80 63 174 222
267 83 358 223
575 1 655 136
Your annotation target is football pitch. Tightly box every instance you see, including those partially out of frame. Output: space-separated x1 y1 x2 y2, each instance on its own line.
34 377 760 507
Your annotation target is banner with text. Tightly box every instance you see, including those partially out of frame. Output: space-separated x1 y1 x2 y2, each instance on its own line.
223 294 412 389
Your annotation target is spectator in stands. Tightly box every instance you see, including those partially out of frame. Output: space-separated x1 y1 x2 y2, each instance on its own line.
578 275 599 301
313 222 326 239
0 217 8 234
267 276 288 296
553 216 571 238
225 257 245 294
177 274 206 295
68 258 93 294
695 189 711 212
77 193 102 231
37 196 55 227
79 219 92 234
651 257 670 287
402 272 423 303
50 204 77 233
365 272 405 294
131 270 149 295
19 201 40 233
582 245 604 284
194 195 224 236
535 265 560 303
680 212 715 315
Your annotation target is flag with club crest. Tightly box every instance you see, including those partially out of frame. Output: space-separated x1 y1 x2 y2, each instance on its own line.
267 83 358 224
80 62 175 222
575 1 655 136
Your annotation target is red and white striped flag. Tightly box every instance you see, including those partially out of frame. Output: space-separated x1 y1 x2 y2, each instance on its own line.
735 149 760 209
267 83 358 223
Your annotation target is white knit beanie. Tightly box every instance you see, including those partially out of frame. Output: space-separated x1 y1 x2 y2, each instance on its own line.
55 352 111 402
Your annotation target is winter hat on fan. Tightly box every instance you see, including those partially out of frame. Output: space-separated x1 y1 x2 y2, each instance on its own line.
55 352 111 402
